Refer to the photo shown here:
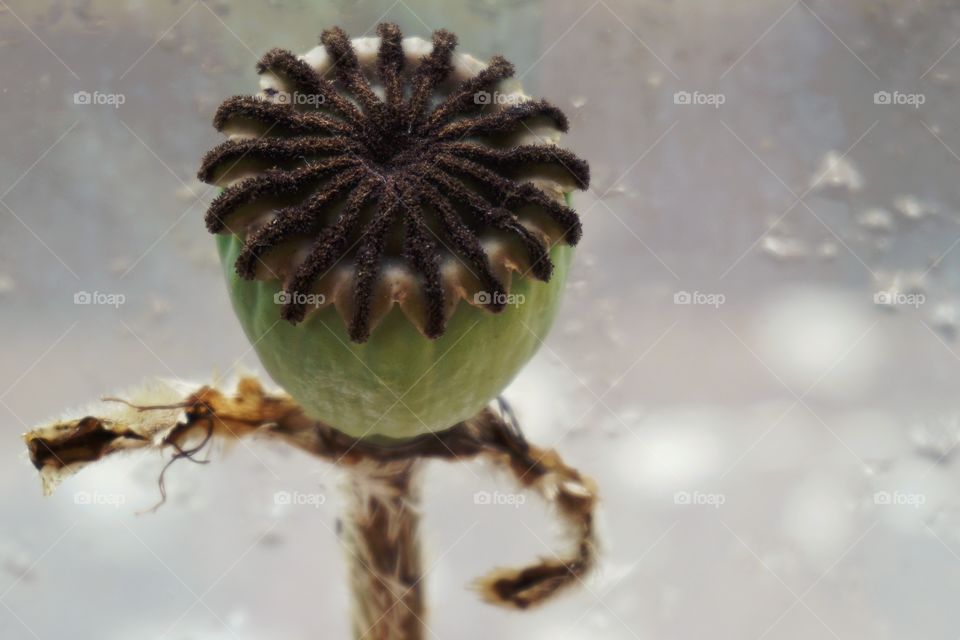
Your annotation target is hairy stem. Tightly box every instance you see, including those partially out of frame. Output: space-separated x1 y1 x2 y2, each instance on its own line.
345 459 424 640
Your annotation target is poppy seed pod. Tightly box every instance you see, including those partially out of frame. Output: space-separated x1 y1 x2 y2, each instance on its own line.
198 23 590 441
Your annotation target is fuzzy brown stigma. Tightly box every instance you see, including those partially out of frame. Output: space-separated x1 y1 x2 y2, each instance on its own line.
197 23 590 343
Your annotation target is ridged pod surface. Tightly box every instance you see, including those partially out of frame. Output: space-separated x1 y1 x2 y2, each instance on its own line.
219 234 571 439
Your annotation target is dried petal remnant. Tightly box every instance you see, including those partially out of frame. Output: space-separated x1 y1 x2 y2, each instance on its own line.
23 376 598 610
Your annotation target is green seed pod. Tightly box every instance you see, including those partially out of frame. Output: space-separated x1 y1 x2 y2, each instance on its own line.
198 24 590 441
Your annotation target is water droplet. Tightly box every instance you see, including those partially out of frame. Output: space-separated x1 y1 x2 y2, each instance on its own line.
856 207 895 232
911 415 960 464
148 294 171 317
817 241 839 260
893 194 934 220
761 235 807 260
157 29 179 51
175 180 203 202
876 270 927 296
603 183 636 200
109 257 131 274
929 302 960 340
811 151 863 195
0 540 32 582
932 72 953 86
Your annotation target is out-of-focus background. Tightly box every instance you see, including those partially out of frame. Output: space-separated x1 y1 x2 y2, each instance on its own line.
3 1 960 638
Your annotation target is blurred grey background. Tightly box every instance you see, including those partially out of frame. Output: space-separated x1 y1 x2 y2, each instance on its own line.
3 0 960 638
